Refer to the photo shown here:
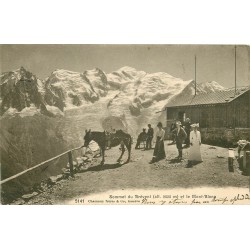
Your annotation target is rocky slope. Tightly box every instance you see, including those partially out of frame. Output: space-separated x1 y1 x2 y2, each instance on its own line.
0 113 67 201
0 67 63 117
0 67 44 115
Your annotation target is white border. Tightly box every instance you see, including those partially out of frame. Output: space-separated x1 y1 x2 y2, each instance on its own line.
0 0 249 44
1 1 249 250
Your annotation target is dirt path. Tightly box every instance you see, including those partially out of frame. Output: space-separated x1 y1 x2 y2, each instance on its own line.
26 141 249 204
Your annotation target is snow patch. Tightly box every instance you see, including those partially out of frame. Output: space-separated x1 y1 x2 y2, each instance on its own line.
19 105 40 117
2 107 19 117
45 105 64 116
37 79 45 95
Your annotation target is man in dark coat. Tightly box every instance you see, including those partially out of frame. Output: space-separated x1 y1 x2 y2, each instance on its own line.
173 121 187 160
146 124 154 149
184 118 191 147
135 128 147 149
170 120 177 143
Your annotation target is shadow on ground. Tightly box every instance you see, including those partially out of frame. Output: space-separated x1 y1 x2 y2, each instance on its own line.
167 158 182 163
82 163 123 172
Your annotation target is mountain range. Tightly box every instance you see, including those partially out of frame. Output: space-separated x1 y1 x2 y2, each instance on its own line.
0 66 225 133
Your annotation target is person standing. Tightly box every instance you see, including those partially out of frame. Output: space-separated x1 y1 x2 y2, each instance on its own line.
188 123 202 165
184 118 191 147
146 124 154 149
150 122 166 163
170 119 177 144
135 128 147 149
173 121 187 160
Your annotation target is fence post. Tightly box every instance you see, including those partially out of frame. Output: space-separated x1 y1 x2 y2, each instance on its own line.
68 151 74 177
243 150 246 170
228 148 234 172
246 151 250 176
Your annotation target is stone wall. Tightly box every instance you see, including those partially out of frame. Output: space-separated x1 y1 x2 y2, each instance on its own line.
200 128 250 147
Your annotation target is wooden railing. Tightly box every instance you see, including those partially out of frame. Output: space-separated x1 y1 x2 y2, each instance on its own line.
0 146 83 185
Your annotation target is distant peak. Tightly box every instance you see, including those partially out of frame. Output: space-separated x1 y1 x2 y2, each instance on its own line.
15 66 27 73
117 66 137 72
94 67 102 72
51 69 79 74
85 67 103 73
10 67 32 77
199 80 221 86
206 80 220 85
53 69 64 72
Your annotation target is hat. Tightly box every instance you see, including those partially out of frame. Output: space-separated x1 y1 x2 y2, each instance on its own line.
191 123 199 128
176 121 182 125
157 122 163 127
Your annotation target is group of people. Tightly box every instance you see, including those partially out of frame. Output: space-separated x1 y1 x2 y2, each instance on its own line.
147 119 202 166
135 124 154 150
107 118 202 166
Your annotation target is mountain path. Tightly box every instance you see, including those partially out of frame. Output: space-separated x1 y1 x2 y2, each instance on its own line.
24 142 249 205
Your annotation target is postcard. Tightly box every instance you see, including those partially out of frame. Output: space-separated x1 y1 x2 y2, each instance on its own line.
0 44 249 205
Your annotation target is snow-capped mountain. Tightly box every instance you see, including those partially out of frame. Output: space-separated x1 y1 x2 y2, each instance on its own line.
1 66 226 135
0 67 65 117
44 69 105 110
105 68 195 134
0 67 45 115
196 80 225 93
84 67 109 95
107 66 146 88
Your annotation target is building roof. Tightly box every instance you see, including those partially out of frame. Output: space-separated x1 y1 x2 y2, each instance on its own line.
167 86 249 108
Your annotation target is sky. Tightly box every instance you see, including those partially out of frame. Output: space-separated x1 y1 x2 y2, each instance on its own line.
1 44 249 88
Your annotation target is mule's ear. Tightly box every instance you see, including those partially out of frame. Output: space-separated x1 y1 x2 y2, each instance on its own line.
89 129 91 132
85 129 88 134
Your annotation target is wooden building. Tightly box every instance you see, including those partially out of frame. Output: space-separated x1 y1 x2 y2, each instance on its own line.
166 87 250 145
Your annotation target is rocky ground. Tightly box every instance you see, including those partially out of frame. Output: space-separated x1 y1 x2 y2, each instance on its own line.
10 141 249 205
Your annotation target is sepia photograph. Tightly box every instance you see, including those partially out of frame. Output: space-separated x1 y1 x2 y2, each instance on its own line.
1 44 249 205
1 1 250 250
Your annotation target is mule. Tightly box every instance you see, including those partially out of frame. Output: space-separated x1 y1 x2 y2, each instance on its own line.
83 129 132 165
